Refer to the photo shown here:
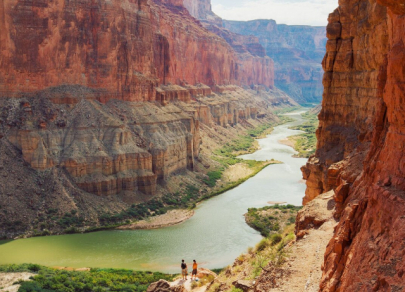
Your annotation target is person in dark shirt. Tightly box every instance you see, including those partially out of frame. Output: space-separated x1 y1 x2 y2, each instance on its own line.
181 259 188 280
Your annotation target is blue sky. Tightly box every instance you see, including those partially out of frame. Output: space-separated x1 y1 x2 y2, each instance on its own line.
211 0 338 26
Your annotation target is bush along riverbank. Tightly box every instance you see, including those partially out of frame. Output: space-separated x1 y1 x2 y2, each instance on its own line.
245 204 302 237
286 111 318 158
0 264 174 292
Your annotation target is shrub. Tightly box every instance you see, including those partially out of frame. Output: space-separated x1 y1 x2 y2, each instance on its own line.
203 170 223 187
18 281 53 292
255 238 269 252
0 264 175 292
270 233 282 245
288 216 296 225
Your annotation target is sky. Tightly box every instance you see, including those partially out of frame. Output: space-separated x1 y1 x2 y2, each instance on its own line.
211 0 338 26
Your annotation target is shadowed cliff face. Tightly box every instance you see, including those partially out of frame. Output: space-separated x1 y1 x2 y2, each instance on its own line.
300 0 405 290
181 0 275 90
151 1 274 88
223 19 327 105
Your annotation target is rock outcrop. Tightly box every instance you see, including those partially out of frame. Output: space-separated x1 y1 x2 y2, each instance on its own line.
146 280 186 292
223 19 327 104
299 0 405 290
0 0 278 197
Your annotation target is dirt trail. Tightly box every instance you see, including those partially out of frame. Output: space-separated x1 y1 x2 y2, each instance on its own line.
257 191 337 292
269 220 336 291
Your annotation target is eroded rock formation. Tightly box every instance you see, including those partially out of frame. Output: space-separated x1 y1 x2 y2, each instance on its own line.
300 0 405 290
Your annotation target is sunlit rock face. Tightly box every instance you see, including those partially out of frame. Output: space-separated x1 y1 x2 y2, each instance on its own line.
223 19 327 104
298 0 405 290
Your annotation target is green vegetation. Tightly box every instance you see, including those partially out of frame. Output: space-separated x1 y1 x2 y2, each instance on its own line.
203 170 224 187
273 106 301 115
212 127 268 167
289 112 319 158
245 204 302 237
212 119 290 168
0 264 174 292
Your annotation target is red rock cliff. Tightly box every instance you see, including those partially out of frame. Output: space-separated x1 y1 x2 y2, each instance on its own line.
0 0 274 100
181 0 274 89
301 0 405 290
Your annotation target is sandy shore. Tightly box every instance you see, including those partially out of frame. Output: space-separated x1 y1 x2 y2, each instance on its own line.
117 209 194 230
222 163 255 182
267 201 287 205
279 138 295 148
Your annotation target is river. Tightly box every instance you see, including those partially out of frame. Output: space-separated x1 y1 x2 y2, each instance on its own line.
0 110 308 274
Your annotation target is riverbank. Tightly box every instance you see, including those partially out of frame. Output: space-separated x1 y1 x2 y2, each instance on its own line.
0 264 174 292
203 192 335 292
117 209 194 230
279 111 318 158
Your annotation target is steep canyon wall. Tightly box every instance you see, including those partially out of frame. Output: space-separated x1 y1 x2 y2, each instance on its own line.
300 0 405 290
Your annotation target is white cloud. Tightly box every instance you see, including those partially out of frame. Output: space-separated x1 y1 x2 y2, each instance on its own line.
212 0 338 26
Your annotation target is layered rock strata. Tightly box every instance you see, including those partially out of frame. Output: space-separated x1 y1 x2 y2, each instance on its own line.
0 0 280 198
300 0 405 290
0 85 295 238
1 85 289 197
0 0 274 101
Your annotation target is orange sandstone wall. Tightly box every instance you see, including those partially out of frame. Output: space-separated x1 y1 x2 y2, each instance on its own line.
301 0 405 290
0 0 158 101
0 0 274 99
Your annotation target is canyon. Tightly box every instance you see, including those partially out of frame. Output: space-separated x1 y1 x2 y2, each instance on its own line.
0 0 296 238
181 0 327 104
1 0 405 290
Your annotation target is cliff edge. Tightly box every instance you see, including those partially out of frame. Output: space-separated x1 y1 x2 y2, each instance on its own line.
300 0 405 290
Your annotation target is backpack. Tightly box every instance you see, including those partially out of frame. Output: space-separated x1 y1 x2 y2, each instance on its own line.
181 263 186 269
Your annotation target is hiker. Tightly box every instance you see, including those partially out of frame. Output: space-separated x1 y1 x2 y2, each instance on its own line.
181 259 188 280
191 260 198 280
